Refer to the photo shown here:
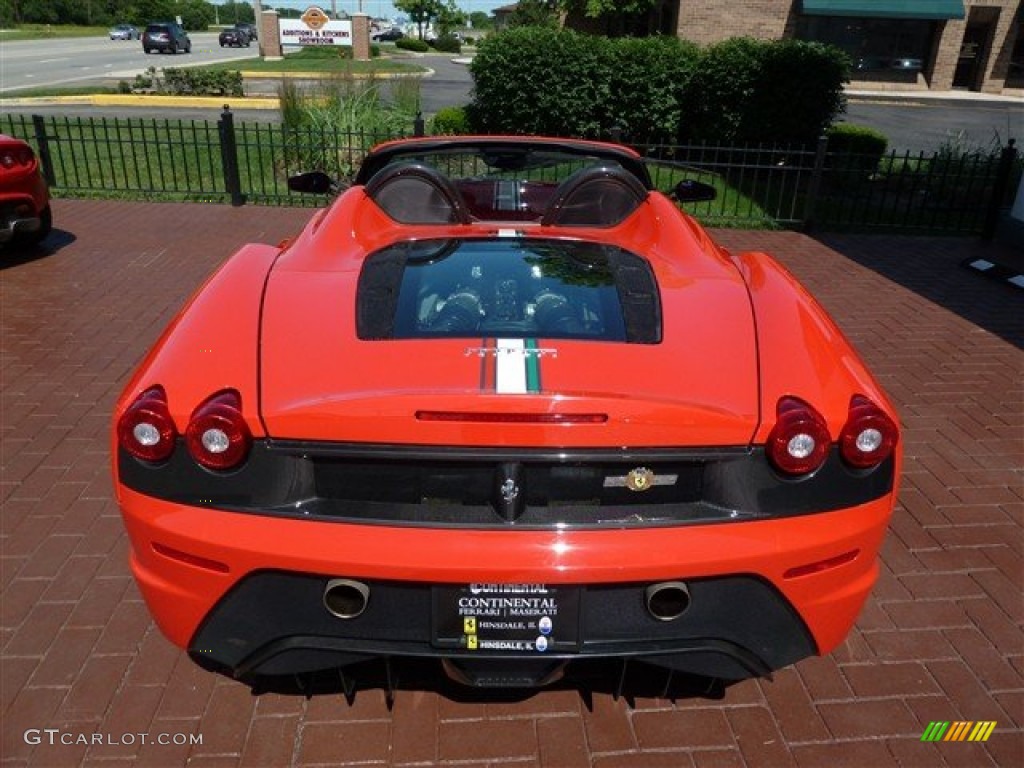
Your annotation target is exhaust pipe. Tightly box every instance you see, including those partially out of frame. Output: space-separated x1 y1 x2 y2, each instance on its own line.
323 579 370 619
645 581 690 622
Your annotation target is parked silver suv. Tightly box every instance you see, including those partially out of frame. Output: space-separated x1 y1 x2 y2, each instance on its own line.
142 22 191 54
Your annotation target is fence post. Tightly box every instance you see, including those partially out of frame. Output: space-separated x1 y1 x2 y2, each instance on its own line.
218 105 246 207
31 114 56 187
982 138 1018 241
801 135 829 231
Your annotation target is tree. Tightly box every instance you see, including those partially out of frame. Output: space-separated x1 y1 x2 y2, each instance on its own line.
394 0 443 40
510 0 559 28
561 0 662 36
176 0 215 31
569 0 658 15
467 11 492 31
436 0 465 37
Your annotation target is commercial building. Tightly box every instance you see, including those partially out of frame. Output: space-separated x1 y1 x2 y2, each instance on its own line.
567 0 1023 94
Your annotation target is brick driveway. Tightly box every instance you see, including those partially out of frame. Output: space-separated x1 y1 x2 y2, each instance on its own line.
2 199 1021 767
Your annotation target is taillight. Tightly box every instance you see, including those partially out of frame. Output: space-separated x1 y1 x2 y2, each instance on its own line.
766 396 831 476
185 390 252 471
840 395 898 469
0 145 35 169
117 387 177 463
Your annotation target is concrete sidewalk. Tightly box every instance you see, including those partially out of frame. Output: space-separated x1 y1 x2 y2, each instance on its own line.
1 199 1021 767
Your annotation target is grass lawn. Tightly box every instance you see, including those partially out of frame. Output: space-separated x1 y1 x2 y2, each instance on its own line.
0 24 109 41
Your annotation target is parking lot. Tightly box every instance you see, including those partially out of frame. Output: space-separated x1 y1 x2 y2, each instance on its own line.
1 199 1021 767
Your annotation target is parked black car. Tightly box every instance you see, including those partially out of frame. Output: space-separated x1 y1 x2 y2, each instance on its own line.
372 27 404 42
143 22 191 54
219 27 251 47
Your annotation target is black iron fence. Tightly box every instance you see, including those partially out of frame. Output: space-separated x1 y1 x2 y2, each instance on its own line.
2 110 1019 235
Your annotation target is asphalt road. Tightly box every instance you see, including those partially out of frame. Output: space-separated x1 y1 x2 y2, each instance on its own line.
1 37 1020 153
0 33 259 92
843 97 1023 153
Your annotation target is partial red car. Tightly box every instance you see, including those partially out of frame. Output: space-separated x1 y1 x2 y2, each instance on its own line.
113 136 900 691
0 135 51 249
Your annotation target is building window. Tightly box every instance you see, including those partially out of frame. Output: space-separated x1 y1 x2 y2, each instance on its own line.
798 16 936 72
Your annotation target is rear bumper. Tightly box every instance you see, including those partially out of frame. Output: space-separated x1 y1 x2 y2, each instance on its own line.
119 486 892 683
190 572 815 685
0 190 46 244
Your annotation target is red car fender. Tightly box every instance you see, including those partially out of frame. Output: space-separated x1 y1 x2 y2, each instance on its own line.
111 243 281 458
733 250 899 442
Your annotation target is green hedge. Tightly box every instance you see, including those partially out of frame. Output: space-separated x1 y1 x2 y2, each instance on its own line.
430 106 470 135
127 67 244 97
826 123 888 157
396 37 430 52
467 28 850 146
826 123 889 178
430 34 462 54
605 36 700 144
468 28 613 140
685 38 850 144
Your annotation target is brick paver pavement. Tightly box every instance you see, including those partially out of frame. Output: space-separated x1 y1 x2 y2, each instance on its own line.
1 199 1021 767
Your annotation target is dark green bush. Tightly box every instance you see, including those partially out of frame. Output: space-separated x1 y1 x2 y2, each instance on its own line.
467 30 849 146
396 37 430 53
684 38 849 145
467 27 611 139
826 123 889 185
826 123 888 157
430 106 470 135
430 34 462 54
605 36 700 144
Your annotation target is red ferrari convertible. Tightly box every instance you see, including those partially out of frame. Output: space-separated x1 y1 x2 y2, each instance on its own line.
0 134 51 250
113 137 899 690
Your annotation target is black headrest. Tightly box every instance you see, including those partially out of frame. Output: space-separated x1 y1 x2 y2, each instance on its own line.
541 165 648 228
364 162 471 225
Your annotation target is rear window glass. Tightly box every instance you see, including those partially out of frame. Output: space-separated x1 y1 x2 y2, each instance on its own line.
357 238 661 343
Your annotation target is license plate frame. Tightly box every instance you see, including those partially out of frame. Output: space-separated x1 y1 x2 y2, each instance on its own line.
431 584 580 654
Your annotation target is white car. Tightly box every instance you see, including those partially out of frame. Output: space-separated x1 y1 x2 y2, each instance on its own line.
109 24 140 40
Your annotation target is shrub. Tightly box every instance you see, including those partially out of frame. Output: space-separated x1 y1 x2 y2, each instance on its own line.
396 37 430 53
467 30 849 146
431 106 470 135
161 68 244 97
826 123 889 185
605 36 700 144
430 34 462 54
684 38 849 145
826 123 888 158
127 67 243 97
467 27 613 139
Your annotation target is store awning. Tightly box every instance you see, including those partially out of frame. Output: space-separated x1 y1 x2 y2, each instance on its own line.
801 1 965 20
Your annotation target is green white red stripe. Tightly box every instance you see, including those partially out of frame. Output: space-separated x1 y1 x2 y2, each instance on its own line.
487 338 543 394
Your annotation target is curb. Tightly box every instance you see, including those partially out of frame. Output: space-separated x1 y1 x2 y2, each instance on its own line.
0 94 280 109
238 68 433 80
845 88 1023 106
